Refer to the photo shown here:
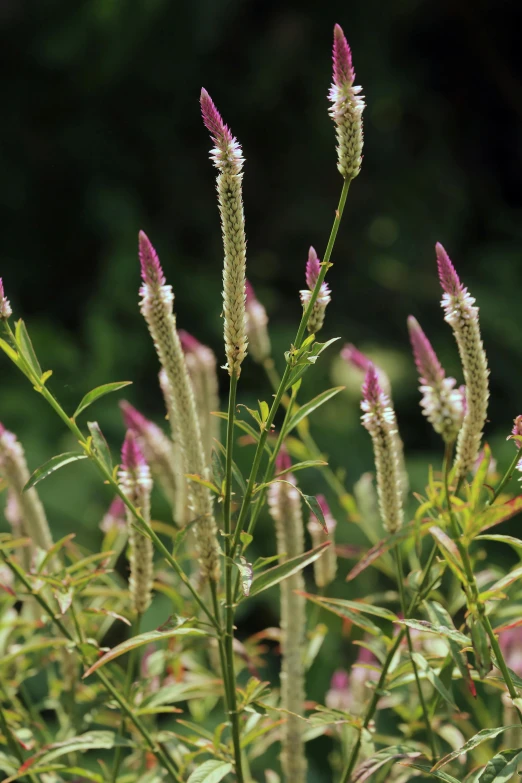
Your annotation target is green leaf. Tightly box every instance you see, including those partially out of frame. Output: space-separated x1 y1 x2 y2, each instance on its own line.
475 534 522 552
83 625 209 678
17 731 131 771
186 759 233 783
186 474 221 494
286 386 345 433
481 565 522 597
478 748 522 782
0 638 70 668
87 421 113 472
429 525 466 584
213 440 247 495
352 745 421 782
411 652 458 708
212 411 273 455
248 542 330 598
299 593 383 635
397 619 470 647
258 400 270 425
73 381 132 419
425 601 475 695
472 495 522 535
235 556 253 597
469 616 492 678
406 765 462 782
284 337 341 389
0 338 22 369
347 521 424 581
24 452 88 491
433 727 518 770
469 445 491 511
15 319 42 378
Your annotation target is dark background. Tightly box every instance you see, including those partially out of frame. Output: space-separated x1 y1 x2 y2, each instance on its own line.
1 0 522 777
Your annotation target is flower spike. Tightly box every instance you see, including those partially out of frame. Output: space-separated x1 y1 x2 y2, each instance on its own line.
245 280 271 364
407 315 464 444
139 231 165 288
0 279 12 320
200 88 244 175
436 243 489 481
300 247 331 334
328 24 365 180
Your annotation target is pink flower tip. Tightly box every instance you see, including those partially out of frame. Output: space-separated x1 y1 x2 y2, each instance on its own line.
341 343 372 373
0 278 12 319
200 88 231 144
121 430 147 472
407 315 443 384
119 400 150 435
178 329 202 354
0 422 5 436
330 669 350 691
316 494 331 518
436 242 462 296
305 247 321 290
275 445 292 474
512 416 522 438
139 231 165 287
245 279 256 304
332 24 354 88
362 364 381 405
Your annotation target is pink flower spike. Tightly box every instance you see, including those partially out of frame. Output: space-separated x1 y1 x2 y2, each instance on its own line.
120 401 152 435
200 88 244 173
332 24 354 88
178 329 203 354
0 278 12 319
121 430 147 472
436 242 462 296
407 316 444 386
512 416 522 439
341 343 372 373
362 364 381 407
245 279 256 304
305 247 321 290
139 231 165 288
0 422 5 435
276 445 292 474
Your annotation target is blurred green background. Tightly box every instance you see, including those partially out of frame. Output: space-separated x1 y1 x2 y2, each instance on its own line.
1 0 522 776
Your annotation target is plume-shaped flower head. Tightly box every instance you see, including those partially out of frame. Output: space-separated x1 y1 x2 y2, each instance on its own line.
139 231 165 288
200 88 244 175
0 279 12 320
407 315 464 443
436 243 489 481
300 247 331 334
328 24 365 179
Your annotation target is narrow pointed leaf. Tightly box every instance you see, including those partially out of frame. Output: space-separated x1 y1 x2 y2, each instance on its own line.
73 381 132 419
286 386 345 433
405 765 461 782
248 542 330 598
15 319 42 377
478 748 522 782
87 421 112 472
235 556 253 597
397 618 470 647
186 759 233 783
411 652 458 708
433 727 518 770
352 746 421 782
24 452 88 491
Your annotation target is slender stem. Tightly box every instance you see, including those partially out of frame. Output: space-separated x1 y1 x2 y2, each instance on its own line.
222 372 244 783
1 552 181 782
393 546 437 761
489 443 522 505
111 613 142 783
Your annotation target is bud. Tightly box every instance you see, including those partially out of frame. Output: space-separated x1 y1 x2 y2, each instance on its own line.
201 88 247 376
118 432 154 615
436 243 489 482
328 24 365 180
245 281 271 363
299 247 331 334
407 315 464 444
0 279 11 320
361 366 403 533
307 495 337 587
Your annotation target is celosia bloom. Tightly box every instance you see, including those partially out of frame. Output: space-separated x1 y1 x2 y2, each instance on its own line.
245 281 271 364
361 366 403 533
326 646 377 715
437 243 489 481
0 423 53 552
120 400 180 514
118 431 154 615
407 315 464 444
201 88 247 377
100 496 127 534
508 415 522 476
139 231 220 579
328 24 365 180
307 494 337 587
299 247 331 334
0 279 11 320
267 449 307 783
178 330 220 465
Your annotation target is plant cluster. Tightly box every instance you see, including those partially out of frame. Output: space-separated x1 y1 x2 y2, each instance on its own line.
1 21 522 783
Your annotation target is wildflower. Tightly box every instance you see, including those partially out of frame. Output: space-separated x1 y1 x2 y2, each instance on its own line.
437 243 489 482
120 400 180 514
118 432 154 615
0 279 11 320
178 331 220 465
328 24 365 180
267 448 307 783
245 281 271 364
361 365 403 533
0 423 53 552
326 646 377 715
201 88 247 377
407 315 464 444
307 494 337 587
300 247 331 334
100 496 127 534
139 231 220 579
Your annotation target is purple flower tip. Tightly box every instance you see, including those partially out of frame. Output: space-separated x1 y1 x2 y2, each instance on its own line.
0 422 5 436
305 247 321 290
139 231 165 287
276 445 292 473
332 23 354 88
200 88 232 146
245 279 256 304
407 315 443 384
120 400 150 434
330 669 350 691
341 343 372 373
178 329 202 354
436 242 462 296
0 279 4 300
362 364 381 405
316 494 331 518
121 430 147 472
512 415 522 438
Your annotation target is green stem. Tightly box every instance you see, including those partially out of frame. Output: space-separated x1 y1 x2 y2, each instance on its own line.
393 546 437 761
489 443 522 504
1 553 181 782
111 613 142 783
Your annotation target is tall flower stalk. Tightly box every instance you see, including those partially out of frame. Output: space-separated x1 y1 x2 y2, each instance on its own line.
268 451 307 782
436 243 489 483
329 24 365 180
138 231 220 581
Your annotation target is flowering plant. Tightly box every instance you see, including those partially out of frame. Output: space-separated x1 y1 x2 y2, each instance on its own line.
1 21 522 783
